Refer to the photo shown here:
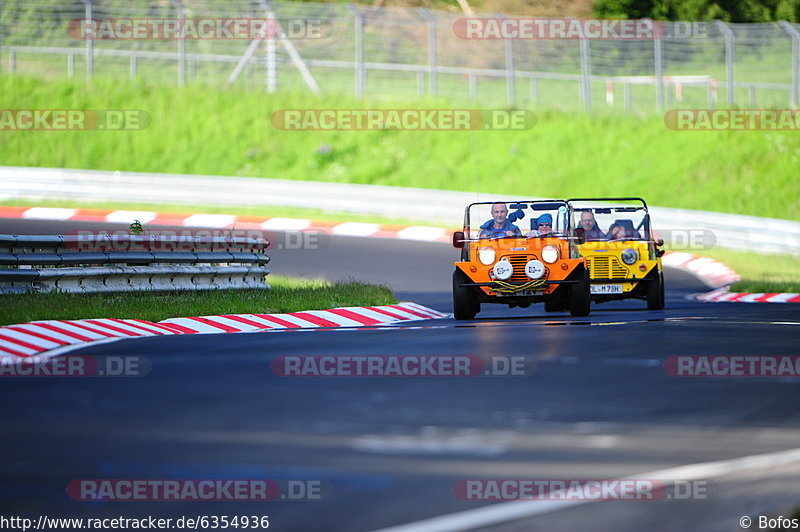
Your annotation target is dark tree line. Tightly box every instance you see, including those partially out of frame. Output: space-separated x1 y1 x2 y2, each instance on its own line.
593 0 800 22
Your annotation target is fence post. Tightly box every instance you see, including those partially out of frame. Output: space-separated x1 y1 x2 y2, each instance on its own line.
715 20 734 105
418 8 438 97
265 9 276 93
130 55 137 80
495 12 515 104
80 0 93 80
579 31 592 112
530 76 538 102
654 30 664 112
9 50 15 74
68 52 74 78
779 21 800 107
348 5 365 97
173 0 185 86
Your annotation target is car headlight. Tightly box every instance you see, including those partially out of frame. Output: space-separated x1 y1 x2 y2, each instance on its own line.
621 248 638 265
525 259 546 279
478 247 496 265
541 245 559 264
493 259 514 280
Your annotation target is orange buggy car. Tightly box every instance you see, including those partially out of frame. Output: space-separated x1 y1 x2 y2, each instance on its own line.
452 200 591 319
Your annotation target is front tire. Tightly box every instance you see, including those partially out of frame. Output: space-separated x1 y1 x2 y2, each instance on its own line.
646 270 665 310
453 269 480 320
569 268 591 317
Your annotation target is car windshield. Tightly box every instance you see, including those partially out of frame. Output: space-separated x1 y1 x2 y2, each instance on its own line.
466 201 569 240
568 200 650 241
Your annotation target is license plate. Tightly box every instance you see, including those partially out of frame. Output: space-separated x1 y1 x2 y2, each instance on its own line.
591 284 623 294
496 289 538 297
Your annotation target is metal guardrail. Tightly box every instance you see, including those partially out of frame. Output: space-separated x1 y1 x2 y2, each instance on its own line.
0 233 271 294
1 165 797 256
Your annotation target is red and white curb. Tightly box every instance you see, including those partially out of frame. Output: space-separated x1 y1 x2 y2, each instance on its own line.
0 303 448 359
0 206 453 243
696 288 800 303
661 251 740 288
662 252 800 304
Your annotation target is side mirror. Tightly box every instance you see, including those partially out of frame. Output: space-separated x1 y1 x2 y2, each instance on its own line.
453 231 465 249
656 238 664 247
656 249 666 257
574 227 585 245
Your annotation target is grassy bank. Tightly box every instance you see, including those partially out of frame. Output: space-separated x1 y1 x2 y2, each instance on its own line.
1 76 798 221
0 276 396 326
694 248 800 293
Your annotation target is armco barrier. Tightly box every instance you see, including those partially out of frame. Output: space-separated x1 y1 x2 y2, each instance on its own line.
0 234 270 294
1 165 797 255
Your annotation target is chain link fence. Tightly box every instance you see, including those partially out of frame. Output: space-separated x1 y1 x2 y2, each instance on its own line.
1 0 799 113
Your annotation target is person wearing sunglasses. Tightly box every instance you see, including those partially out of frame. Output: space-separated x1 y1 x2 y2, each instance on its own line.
525 213 556 237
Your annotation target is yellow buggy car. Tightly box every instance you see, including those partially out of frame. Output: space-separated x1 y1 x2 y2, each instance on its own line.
567 197 665 310
452 200 591 319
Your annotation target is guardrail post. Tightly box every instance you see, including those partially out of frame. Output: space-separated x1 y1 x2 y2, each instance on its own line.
654 32 664 112
173 0 185 86
468 71 477 100
579 28 592 112
418 8 438 97
779 21 800 107
624 83 632 113
80 0 93 80
348 5 365 97
716 20 734 105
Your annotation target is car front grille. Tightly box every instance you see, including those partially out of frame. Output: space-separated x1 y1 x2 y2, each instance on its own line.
588 256 628 279
503 254 548 283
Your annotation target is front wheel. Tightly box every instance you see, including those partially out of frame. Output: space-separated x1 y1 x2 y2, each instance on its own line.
646 270 665 310
453 269 480 320
569 268 591 317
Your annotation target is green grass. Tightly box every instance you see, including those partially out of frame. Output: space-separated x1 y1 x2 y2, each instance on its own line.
684 247 800 293
0 275 397 326
1 75 799 221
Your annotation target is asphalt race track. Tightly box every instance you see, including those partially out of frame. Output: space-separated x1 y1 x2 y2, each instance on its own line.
2 218 800 532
